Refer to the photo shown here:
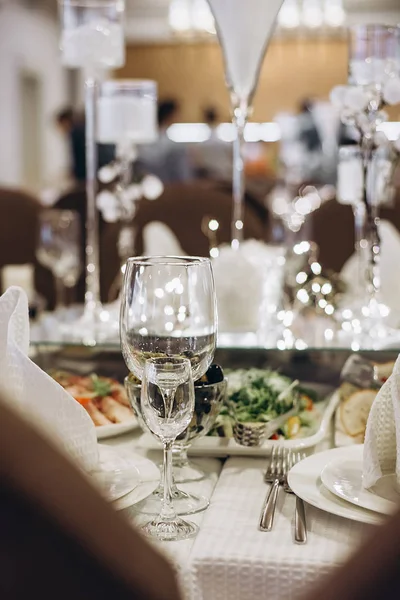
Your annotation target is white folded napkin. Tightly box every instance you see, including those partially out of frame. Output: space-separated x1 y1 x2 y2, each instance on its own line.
341 220 400 321
363 353 400 489
0 286 98 471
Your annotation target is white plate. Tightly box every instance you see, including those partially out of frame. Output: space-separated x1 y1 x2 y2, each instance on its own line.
287 446 385 525
93 445 159 509
138 392 340 457
321 446 400 516
96 418 139 440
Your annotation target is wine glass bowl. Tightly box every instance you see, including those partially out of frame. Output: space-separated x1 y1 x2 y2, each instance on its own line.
121 256 217 382
36 210 82 310
125 366 226 449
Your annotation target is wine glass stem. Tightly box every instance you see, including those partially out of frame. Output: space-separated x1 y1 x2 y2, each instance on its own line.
55 277 66 311
231 107 247 250
160 441 176 520
84 77 101 318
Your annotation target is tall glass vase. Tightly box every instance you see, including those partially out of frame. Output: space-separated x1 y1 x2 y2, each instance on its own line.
343 25 399 345
207 0 284 249
59 0 125 344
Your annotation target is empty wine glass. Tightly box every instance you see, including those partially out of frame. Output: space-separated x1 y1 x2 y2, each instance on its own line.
120 255 217 514
36 210 81 312
140 357 197 541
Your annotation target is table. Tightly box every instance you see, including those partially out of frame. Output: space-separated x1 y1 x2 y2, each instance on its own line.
105 432 374 600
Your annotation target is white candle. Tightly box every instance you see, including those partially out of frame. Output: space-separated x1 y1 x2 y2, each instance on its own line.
337 154 363 206
2 265 35 302
61 20 125 70
97 95 158 144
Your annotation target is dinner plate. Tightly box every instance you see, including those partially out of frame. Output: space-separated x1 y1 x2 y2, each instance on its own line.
287 446 385 525
138 392 340 457
92 445 159 509
96 418 139 440
321 446 400 516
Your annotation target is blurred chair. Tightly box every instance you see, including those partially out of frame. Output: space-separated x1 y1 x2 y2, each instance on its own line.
132 181 269 257
310 187 400 273
0 390 181 600
100 181 270 301
0 187 54 307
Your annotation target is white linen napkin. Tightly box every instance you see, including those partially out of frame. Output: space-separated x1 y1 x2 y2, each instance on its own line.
341 220 400 320
0 286 98 471
363 353 400 489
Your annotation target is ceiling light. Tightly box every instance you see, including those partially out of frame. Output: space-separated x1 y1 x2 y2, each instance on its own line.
302 0 323 29
324 0 345 27
278 0 301 29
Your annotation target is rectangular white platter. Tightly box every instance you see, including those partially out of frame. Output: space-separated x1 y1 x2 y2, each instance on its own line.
137 391 340 458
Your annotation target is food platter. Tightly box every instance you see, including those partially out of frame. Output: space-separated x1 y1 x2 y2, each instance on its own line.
50 370 140 439
96 419 139 440
138 390 340 457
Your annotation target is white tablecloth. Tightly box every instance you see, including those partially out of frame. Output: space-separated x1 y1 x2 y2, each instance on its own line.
107 434 374 600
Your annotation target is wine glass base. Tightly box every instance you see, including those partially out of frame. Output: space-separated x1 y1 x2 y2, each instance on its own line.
134 486 209 516
140 515 198 542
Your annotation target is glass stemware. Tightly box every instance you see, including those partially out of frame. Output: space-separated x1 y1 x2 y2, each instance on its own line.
207 0 284 249
97 79 158 264
340 25 400 346
140 356 198 541
58 0 125 343
36 210 81 312
120 256 217 514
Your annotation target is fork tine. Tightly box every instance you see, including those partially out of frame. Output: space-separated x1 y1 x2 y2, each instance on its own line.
270 446 277 476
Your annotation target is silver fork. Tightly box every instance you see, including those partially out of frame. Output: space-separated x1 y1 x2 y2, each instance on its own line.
259 446 286 532
284 451 307 544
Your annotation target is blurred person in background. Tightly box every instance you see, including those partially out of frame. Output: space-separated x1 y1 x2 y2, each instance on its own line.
295 98 323 182
191 106 232 181
55 108 114 186
138 99 193 183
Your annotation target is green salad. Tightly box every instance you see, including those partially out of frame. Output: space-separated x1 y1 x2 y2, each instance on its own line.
211 369 320 440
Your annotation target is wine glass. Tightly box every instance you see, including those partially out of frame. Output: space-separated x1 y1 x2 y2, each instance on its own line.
120 255 217 514
36 210 81 312
140 356 197 541
206 0 284 248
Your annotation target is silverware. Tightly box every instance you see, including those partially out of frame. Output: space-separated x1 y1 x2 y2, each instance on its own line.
284 451 307 544
259 446 286 532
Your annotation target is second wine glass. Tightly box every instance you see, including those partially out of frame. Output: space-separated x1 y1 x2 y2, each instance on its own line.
36 210 81 313
140 356 197 541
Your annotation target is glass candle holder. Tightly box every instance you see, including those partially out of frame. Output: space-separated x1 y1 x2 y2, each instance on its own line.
60 0 125 73
349 24 399 87
98 79 158 146
58 0 126 344
97 80 158 265
207 0 284 249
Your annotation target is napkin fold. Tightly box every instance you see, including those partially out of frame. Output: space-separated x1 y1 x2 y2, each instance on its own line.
0 286 98 471
363 354 400 489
